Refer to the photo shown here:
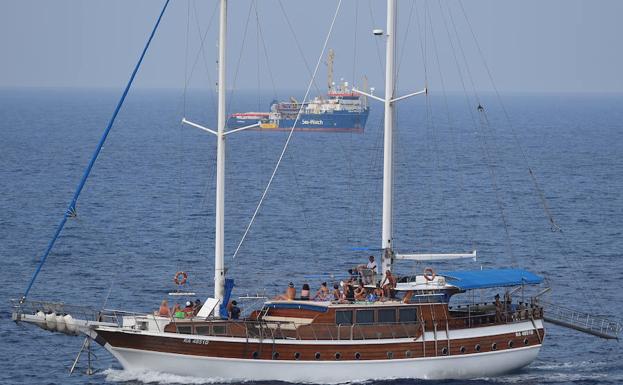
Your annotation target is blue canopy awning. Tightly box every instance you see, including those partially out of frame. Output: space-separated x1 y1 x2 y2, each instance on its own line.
441 269 543 290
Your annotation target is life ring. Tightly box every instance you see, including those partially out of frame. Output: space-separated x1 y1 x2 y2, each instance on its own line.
174 271 188 286
424 267 436 282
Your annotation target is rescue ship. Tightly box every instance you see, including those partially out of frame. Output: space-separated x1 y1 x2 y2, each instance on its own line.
227 49 370 132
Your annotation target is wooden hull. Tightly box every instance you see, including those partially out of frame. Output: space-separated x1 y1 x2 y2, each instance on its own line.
92 320 544 382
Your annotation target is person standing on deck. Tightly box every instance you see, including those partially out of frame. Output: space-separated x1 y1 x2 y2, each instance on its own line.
381 270 397 298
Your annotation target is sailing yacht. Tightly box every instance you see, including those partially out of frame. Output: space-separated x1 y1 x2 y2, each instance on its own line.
10 0 620 382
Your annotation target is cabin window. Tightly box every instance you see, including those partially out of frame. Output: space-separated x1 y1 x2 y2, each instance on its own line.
212 325 227 335
378 308 396 323
195 326 211 335
336 310 353 325
176 326 192 334
399 308 417 323
356 310 374 324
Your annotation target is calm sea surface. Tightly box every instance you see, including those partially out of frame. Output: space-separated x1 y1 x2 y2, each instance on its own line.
0 88 622 384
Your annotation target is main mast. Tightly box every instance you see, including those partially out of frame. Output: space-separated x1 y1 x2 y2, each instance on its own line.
381 0 397 276
214 0 227 317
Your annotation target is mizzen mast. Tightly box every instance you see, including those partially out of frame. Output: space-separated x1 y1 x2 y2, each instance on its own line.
380 0 397 276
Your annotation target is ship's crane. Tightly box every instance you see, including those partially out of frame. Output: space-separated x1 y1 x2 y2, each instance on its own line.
327 48 335 92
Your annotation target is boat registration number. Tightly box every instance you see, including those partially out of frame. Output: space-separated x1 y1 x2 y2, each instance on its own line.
183 338 210 345
515 330 534 336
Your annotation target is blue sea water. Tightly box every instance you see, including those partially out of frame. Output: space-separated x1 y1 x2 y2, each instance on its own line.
0 88 622 384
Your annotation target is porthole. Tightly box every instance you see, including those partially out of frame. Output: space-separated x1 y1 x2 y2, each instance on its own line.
335 352 342 360
387 351 393 359
251 351 259 359
294 352 301 360
523 338 529 346
508 340 514 348
354 352 361 360
272 351 280 359
405 350 412 358
459 346 466 354
441 347 449 356
474 344 481 352
491 343 497 351
315 352 321 360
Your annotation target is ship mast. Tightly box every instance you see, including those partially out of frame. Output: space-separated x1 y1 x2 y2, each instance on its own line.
381 0 397 276
214 0 227 317
327 48 335 92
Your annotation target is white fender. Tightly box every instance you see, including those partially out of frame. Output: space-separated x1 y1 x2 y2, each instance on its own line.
44 312 57 330
64 314 78 335
55 314 66 333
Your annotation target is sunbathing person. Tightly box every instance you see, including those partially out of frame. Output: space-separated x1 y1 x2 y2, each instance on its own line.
275 282 297 300
314 282 331 300
158 299 171 317
354 281 367 301
332 283 341 301
301 283 311 300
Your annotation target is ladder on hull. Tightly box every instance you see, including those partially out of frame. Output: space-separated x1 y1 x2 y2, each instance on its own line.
542 301 621 340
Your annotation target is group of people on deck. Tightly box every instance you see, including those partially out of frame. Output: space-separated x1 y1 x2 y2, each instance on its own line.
274 256 399 303
157 299 202 319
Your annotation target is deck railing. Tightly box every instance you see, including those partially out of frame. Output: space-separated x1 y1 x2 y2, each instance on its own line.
540 300 621 340
12 298 543 342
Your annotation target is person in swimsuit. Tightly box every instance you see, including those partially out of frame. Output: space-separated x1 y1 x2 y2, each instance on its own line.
158 299 171 317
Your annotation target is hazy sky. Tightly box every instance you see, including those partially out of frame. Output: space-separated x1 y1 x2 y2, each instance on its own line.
1 0 622 93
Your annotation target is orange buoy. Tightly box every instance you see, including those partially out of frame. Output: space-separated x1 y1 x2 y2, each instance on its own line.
174 271 188 286
423 267 436 282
